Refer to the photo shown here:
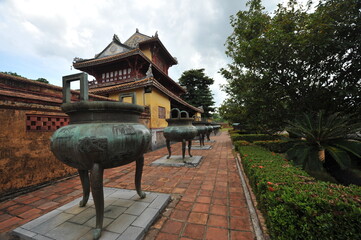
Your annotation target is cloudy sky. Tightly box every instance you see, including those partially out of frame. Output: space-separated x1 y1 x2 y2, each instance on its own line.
0 0 303 107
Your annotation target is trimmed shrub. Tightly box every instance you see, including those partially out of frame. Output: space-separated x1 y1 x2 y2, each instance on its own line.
237 145 361 240
253 140 294 153
234 140 251 151
231 133 281 142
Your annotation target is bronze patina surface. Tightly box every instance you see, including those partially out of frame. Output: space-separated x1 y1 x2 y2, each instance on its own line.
50 73 150 239
163 109 198 161
192 118 207 146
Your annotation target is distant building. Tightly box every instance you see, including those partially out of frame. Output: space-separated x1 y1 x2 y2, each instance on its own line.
73 30 203 149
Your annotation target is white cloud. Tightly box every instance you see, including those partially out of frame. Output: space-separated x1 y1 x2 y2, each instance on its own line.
0 0 305 107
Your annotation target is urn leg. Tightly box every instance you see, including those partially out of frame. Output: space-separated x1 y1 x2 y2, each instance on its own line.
90 163 104 240
188 140 192 157
78 169 90 207
135 156 146 199
182 139 186 161
200 134 205 146
166 140 171 159
207 132 210 141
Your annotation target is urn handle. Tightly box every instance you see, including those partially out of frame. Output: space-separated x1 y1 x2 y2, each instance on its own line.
170 108 181 119
62 73 89 103
180 111 189 118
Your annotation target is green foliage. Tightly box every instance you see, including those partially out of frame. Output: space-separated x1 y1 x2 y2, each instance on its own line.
35 78 49 83
230 133 280 142
286 111 361 175
237 145 361 240
234 140 251 151
253 140 294 153
1 71 23 77
1 72 49 84
178 69 215 118
220 0 361 132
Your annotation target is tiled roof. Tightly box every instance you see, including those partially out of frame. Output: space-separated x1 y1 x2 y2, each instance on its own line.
0 72 113 102
74 49 186 94
0 88 62 105
73 49 140 68
89 77 203 113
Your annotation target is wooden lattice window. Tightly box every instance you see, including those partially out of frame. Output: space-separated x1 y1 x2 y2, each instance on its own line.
158 106 166 119
26 114 69 131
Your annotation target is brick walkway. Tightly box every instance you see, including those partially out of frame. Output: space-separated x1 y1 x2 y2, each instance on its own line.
0 131 256 240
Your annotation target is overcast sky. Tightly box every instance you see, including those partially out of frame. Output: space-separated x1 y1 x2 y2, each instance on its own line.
0 0 305 107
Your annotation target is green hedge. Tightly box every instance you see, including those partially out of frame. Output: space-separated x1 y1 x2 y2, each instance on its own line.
253 140 294 153
230 133 281 142
237 145 361 240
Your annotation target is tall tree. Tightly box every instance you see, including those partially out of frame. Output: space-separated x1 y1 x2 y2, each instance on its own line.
179 69 215 118
220 0 361 132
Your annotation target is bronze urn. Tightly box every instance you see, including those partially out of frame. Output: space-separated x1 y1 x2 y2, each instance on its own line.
50 73 151 239
163 108 198 161
192 117 207 146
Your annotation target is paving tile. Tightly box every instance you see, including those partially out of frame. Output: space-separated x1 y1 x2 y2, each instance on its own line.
21 210 63 230
205 227 229 240
182 223 206 239
117 225 144 240
210 204 228 216
187 212 208 225
170 210 190 222
83 216 113 228
230 230 254 240
230 207 249 217
148 194 170 209
32 212 74 234
68 207 96 224
161 219 184 235
192 203 210 213
132 208 159 228
156 232 179 240
208 215 228 228
45 221 91 239
230 217 252 231
124 202 149 215
112 198 134 208
4 132 258 240
106 213 137 234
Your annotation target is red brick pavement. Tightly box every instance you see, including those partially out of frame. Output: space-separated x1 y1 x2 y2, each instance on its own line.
0 131 255 240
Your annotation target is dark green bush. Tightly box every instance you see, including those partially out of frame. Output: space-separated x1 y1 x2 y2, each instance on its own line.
237 145 361 240
231 133 281 142
234 140 251 151
253 140 294 153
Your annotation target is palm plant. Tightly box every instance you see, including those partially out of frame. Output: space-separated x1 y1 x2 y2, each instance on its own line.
285 111 361 181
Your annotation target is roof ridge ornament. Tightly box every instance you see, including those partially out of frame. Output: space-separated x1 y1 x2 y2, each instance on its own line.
113 34 121 43
136 28 139 33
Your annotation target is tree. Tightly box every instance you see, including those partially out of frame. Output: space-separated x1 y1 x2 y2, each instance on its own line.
179 69 215 118
220 0 361 132
1 72 49 84
35 78 49 84
1 71 23 77
286 111 361 184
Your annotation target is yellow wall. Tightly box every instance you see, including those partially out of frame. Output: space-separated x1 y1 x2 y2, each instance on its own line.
109 88 144 105
108 87 171 129
146 88 170 129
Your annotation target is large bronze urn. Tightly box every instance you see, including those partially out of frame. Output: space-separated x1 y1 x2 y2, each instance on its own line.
163 108 198 161
50 73 151 239
192 117 207 146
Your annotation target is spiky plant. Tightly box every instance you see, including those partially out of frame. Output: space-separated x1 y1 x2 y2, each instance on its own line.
286 111 361 178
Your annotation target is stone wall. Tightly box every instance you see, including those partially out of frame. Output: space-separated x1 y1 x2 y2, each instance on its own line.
0 73 112 196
